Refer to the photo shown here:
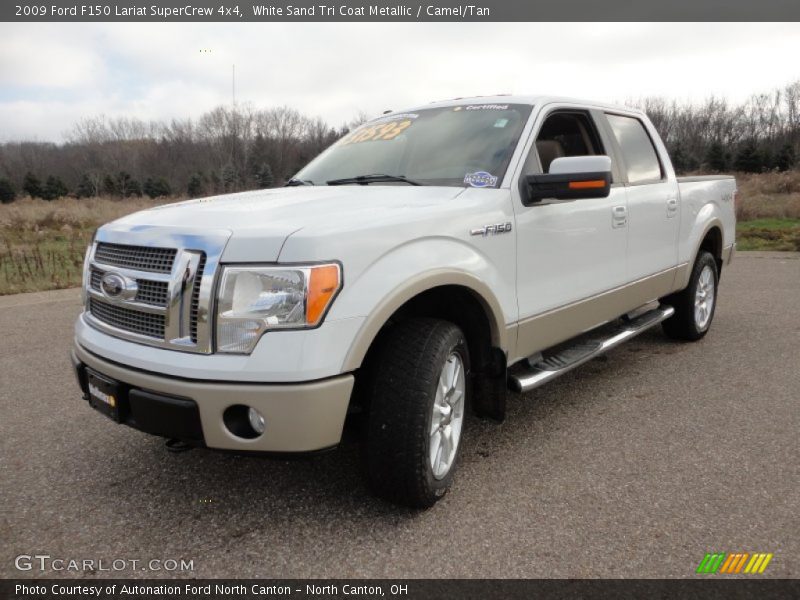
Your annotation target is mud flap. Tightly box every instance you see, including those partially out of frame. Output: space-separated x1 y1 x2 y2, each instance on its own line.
471 347 507 422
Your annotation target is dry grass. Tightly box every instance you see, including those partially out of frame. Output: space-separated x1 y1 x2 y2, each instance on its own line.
0 196 178 295
734 172 800 251
735 171 800 221
0 195 172 231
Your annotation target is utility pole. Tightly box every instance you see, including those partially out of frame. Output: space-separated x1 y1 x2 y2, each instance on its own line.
231 64 237 188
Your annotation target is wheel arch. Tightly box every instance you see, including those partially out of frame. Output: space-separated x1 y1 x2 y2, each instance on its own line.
699 224 724 274
341 271 508 373
675 219 725 290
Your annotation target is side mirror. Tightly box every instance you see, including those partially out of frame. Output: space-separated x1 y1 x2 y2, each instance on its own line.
523 155 612 205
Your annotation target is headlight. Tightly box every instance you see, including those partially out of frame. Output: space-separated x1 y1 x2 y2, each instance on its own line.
215 263 342 354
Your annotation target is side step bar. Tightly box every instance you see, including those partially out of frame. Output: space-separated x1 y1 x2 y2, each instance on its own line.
508 305 675 393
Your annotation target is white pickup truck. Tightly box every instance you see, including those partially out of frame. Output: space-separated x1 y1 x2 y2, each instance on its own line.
72 96 736 507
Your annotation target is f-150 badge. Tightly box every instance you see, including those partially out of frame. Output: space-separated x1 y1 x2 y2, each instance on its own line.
470 222 512 237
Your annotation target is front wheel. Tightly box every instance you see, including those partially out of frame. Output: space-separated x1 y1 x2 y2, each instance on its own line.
662 251 719 341
365 318 469 508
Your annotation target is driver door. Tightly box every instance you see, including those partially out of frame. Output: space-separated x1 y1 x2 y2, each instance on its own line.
511 106 629 359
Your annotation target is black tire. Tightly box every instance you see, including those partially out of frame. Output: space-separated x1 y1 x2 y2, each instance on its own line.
662 251 719 341
366 318 470 509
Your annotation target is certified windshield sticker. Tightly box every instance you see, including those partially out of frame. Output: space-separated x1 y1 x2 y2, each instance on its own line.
466 104 509 111
464 171 498 188
339 119 413 145
373 112 419 122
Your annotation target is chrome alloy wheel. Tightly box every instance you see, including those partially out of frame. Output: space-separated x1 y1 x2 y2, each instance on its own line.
429 352 466 480
694 264 716 330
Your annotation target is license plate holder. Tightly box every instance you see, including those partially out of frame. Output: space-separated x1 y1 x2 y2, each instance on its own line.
86 368 122 422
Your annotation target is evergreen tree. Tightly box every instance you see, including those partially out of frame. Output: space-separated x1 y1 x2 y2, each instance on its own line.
41 175 69 200
759 146 774 172
247 134 272 188
76 173 96 198
143 177 171 198
256 163 274 188
221 164 237 192
705 142 727 172
187 173 204 198
143 178 155 198
775 143 796 172
102 174 118 196
734 140 761 173
158 178 171 196
127 178 142 197
116 171 142 197
22 172 43 198
670 143 691 174
209 171 222 194
0 177 15 204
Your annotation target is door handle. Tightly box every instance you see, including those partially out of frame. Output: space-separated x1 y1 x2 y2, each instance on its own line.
666 196 678 218
612 205 627 229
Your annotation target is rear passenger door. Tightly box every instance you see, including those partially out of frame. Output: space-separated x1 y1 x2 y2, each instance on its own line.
600 112 680 285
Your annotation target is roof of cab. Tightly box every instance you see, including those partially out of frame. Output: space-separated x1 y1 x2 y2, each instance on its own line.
388 94 644 118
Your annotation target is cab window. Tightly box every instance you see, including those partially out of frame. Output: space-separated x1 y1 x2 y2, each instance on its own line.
523 111 604 175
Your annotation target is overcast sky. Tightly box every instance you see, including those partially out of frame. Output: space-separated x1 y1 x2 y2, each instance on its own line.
2 22 800 142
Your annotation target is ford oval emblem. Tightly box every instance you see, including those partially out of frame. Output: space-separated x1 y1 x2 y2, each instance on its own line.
100 272 137 301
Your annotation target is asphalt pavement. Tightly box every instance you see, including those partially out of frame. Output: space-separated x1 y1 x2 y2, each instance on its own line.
1 252 798 579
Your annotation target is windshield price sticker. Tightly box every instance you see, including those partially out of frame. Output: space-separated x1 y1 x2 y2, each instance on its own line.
340 119 413 145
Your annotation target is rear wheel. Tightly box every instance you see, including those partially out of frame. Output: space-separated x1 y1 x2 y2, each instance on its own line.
365 318 469 508
662 251 718 341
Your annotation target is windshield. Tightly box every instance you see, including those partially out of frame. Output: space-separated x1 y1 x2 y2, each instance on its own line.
294 103 532 187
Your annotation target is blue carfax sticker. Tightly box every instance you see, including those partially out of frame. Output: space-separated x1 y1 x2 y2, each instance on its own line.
464 171 498 188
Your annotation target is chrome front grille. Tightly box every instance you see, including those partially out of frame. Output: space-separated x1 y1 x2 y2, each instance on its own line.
89 298 166 339
94 242 177 273
84 228 229 354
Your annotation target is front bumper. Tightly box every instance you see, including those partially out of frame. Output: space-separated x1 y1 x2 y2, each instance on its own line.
72 343 354 453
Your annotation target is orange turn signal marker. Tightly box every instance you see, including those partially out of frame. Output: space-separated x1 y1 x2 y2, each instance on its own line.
569 179 606 190
306 265 341 325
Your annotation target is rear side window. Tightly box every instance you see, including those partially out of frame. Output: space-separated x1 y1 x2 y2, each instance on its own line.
606 114 662 184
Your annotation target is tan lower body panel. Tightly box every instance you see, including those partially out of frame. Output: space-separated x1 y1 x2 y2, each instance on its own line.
724 243 736 265
512 266 680 363
674 243 735 291
75 343 354 453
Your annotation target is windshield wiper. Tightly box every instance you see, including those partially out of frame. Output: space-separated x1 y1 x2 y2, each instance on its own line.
284 178 314 186
326 174 423 186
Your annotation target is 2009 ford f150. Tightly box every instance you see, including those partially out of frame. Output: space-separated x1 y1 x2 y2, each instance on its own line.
72 96 736 507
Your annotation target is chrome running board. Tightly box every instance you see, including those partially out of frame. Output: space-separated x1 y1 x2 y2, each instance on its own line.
509 305 675 393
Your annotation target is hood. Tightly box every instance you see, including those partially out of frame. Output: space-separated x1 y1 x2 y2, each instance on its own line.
109 186 466 262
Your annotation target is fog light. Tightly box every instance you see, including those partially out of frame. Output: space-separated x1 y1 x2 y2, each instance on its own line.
248 407 266 435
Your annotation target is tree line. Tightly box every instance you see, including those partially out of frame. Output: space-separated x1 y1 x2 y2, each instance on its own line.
1 81 799 204
0 104 356 204
635 80 799 173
